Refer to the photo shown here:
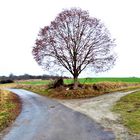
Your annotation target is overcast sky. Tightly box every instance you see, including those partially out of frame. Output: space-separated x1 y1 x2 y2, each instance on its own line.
0 0 140 77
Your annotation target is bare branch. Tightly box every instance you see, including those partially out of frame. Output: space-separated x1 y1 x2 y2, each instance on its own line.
33 8 116 84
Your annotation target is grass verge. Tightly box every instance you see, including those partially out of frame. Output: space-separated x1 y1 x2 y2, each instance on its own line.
0 90 21 132
16 82 140 99
112 91 140 134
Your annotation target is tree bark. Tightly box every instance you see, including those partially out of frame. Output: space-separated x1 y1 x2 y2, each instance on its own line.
73 75 78 89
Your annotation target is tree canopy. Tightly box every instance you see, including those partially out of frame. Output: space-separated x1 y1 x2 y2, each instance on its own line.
32 8 116 88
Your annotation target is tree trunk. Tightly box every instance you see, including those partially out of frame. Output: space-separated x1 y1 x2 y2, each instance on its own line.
73 75 78 89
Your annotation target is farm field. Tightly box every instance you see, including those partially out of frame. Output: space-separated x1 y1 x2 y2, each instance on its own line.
66 77 140 84
17 80 50 85
17 77 140 85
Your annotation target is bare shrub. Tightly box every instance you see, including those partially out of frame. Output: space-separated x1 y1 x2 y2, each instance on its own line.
48 78 64 88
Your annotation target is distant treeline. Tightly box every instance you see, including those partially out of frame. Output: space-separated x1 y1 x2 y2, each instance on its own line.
0 74 69 81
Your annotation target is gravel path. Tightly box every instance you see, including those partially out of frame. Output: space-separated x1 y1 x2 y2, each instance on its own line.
1 89 114 140
59 89 140 140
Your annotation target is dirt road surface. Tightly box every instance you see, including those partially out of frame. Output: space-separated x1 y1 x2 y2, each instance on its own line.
1 89 114 140
59 90 140 140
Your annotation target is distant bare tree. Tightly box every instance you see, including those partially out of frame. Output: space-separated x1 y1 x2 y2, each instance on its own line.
32 8 116 89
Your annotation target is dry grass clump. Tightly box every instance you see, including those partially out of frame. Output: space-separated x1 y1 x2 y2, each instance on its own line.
35 82 140 99
92 82 130 91
0 90 21 131
47 89 98 99
16 84 46 90
15 82 140 99
16 84 49 95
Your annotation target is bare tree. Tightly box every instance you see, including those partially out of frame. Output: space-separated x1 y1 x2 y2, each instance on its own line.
32 8 116 89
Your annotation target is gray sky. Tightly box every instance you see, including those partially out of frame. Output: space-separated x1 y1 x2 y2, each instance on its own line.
0 0 140 77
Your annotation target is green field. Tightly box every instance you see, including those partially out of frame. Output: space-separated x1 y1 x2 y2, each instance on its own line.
17 80 50 85
113 91 140 134
65 77 140 84
18 77 140 85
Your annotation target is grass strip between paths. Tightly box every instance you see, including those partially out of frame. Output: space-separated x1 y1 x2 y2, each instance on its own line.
16 82 140 99
113 91 140 134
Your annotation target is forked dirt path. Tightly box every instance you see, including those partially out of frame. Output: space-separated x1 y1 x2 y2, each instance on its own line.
1 89 114 140
59 89 140 140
